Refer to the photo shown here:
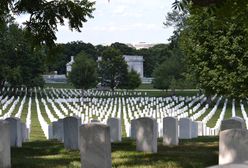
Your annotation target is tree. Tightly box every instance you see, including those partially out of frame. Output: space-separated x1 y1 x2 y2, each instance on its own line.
110 42 137 55
0 0 95 47
68 52 97 92
98 47 128 91
47 41 98 74
164 9 188 48
137 44 173 77
0 23 45 89
172 0 248 29
152 53 184 92
180 9 248 98
122 69 141 90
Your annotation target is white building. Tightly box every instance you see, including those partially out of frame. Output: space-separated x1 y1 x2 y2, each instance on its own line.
97 55 144 79
66 55 145 80
66 55 151 83
66 56 74 76
123 55 144 78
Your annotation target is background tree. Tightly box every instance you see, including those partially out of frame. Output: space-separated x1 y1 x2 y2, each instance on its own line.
46 41 98 74
68 52 97 97
0 0 95 47
152 53 184 92
110 42 137 55
98 47 128 91
120 69 141 90
0 23 45 90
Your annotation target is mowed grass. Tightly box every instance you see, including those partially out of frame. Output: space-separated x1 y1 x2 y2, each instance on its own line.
11 137 219 168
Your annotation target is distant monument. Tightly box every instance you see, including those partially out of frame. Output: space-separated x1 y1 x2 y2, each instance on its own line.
66 55 149 83
67 55 144 79
123 55 144 79
66 56 74 76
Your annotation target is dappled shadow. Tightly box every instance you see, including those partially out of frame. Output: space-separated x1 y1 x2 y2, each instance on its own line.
112 137 219 168
11 137 219 168
11 140 81 168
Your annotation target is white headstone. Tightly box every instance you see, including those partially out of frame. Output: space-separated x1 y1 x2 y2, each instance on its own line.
136 117 157 153
79 123 112 168
179 118 192 139
130 119 137 139
5 117 22 147
197 121 204 136
52 119 64 142
63 116 81 150
0 120 11 168
191 121 198 138
21 123 28 142
219 129 248 165
107 118 122 142
220 117 245 131
163 117 178 145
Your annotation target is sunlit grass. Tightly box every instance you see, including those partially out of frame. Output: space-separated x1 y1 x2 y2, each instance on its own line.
12 137 218 168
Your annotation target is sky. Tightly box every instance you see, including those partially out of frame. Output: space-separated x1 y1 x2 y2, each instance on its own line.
18 0 176 45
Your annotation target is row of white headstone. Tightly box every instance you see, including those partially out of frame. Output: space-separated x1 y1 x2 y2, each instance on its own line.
1 87 248 139
0 92 234 138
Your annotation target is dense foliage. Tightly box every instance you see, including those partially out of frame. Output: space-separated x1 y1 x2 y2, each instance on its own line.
0 23 45 89
0 0 95 47
125 69 141 90
98 47 128 90
180 7 248 98
68 52 97 90
152 49 186 91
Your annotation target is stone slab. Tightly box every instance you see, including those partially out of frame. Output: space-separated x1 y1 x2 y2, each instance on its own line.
163 117 178 145
219 129 248 165
136 117 157 153
79 123 112 168
0 120 11 168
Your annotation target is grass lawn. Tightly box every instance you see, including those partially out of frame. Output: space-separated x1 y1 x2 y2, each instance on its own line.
12 137 218 168
45 83 75 89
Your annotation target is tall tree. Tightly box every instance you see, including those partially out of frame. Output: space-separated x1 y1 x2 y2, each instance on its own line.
125 69 141 90
152 52 184 91
47 41 98 74
110 42 137 55
98 47 128 91
0 23 45 89
68 52 97 96
180 8 248 98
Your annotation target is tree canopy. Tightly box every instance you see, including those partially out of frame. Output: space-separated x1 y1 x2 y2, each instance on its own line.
68 52 97 90
152 50 185 91
180 8 248 98
0 23 45 89
0 0 95 47
98 47 128 91
122 69 141 90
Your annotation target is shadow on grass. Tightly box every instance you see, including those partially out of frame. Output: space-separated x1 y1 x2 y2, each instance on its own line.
12 140 80 168
12 137 219 168
111 137 218 168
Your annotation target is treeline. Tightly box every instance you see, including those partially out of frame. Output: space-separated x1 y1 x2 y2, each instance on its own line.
46 41 195 90
0 24 195 91
47 42 178 78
